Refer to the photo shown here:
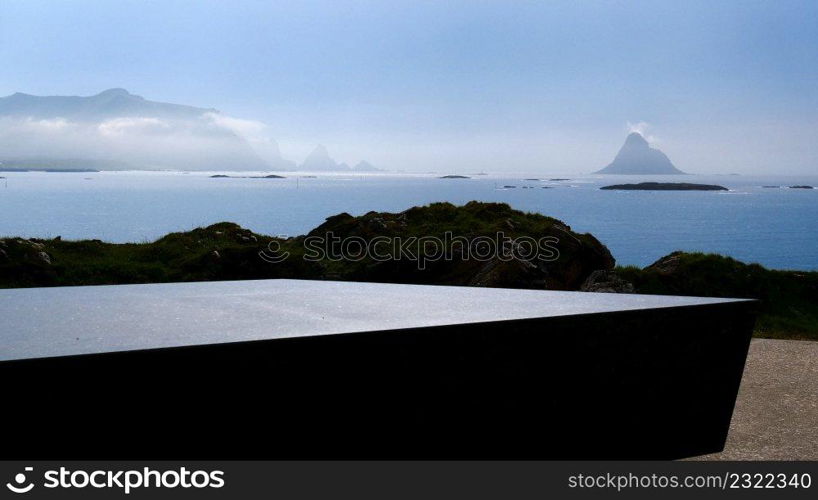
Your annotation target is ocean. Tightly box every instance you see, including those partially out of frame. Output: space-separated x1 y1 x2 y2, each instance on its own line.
1 170 816 270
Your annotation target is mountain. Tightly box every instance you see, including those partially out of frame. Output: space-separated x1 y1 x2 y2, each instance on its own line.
0 88 216 120
595 132 684 175
0 89 270 170
301 145 345 171
298 145 382 172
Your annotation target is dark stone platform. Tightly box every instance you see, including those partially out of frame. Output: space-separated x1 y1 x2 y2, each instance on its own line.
0 279 756 459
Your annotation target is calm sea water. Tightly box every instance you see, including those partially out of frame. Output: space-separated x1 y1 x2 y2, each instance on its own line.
1 171 816 270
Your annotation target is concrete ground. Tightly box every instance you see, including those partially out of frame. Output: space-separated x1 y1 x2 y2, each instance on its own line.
696 338 818 460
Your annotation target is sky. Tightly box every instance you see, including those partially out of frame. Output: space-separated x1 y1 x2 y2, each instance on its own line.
1 0 817 174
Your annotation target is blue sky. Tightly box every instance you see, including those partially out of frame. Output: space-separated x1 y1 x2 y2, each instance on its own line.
1 0 817 173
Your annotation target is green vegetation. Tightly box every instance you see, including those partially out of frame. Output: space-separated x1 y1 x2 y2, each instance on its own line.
617 252 818 340
0 202 612 291
2 202 816 340
0 223 281 288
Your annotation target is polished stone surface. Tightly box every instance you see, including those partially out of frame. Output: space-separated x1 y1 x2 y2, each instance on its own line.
0 279 747 361
0 279 756 459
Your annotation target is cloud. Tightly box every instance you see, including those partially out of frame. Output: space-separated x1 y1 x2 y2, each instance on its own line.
203 112 267 138
202 112 293 166
626 121 658 144
0 114 268 169
98 117 171 137
17 117 74 133
627 120 650 135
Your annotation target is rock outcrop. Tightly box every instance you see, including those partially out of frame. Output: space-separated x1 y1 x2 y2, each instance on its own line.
304 202 615 290
0 202 614 291
581 270 634 293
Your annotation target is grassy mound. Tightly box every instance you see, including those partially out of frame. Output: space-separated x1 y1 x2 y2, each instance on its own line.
0 201 613 291
618 252 818 340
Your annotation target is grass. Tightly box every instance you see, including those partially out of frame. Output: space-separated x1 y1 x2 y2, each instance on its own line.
2 203 815 340
617 252 818 340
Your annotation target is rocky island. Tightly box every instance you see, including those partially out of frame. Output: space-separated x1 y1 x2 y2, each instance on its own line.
596 132 685 175
300 145 381 172
210 174 285 179
601 182 728 191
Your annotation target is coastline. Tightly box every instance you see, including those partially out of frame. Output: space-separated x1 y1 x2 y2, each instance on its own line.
2 201 816 341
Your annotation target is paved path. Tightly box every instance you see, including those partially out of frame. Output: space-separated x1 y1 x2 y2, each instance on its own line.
697 339 818 460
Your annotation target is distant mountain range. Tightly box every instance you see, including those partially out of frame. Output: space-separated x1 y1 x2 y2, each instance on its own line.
596 132 684 175
0 89 380 172
0 88 215 120
300 145 382 172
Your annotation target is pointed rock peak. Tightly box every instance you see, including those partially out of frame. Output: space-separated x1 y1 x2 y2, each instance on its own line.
301 145 342 171
624 132 649 147
596 132 685 175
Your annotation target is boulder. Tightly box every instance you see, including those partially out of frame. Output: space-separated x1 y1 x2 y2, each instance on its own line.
36 251 52 265
580 270 634 293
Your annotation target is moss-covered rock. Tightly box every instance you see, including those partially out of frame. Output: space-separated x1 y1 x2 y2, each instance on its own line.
0 202 614 291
